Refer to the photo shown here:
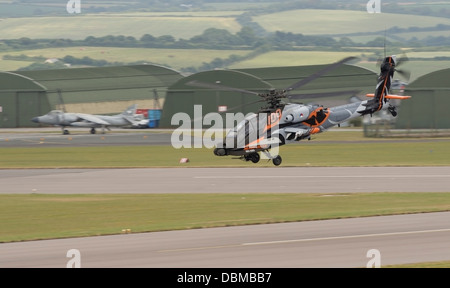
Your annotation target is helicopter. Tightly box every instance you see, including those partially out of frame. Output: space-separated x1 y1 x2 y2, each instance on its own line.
188 55 411 166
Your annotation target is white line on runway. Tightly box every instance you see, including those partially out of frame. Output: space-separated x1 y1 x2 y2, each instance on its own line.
243 228 450 246
159 228 450 253
195 175 450 179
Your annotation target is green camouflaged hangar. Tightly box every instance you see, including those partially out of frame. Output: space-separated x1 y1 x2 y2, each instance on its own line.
395 68 450 129
0 65 183 128
3 62 449 130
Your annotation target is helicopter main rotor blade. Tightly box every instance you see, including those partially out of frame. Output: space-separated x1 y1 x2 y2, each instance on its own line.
288 90 361 100
395 69 411 81
219 99 265 115
286 56 358 91
189 98 264 125
396 54 409 67
186 80 263 96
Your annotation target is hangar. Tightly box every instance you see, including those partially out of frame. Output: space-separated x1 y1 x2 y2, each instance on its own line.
395 68 450 129
0 65 183 128
160 64 377 128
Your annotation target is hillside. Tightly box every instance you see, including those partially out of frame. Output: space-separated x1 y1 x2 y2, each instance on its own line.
0 3 450 75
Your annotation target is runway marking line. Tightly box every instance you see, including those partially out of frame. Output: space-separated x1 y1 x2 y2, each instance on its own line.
19 139 70 145
158 244 243 253
243 228 450 246
195 175 450 179
158 228 450 253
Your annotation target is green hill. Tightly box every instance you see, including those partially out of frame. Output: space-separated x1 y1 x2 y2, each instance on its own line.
254 9 450 36
0 12 242 40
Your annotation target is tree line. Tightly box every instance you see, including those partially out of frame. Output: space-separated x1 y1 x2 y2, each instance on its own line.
4 25 450 72
3 25 450 54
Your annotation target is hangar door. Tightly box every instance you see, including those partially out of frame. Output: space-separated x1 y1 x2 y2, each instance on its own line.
17 92 45 127
0 91 46 128
0 92 16 128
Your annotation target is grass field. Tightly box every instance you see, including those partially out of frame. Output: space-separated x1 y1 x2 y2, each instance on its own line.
0 138 449 168
1 192 450 243
386 260 450 268
0 47 251 71
0 13 242 40
2 9 449 41
3 47 450 82
253 9 450 36
229 51 365 69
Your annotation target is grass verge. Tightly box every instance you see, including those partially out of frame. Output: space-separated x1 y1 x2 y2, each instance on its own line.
0 140 449 168
1 192 450 243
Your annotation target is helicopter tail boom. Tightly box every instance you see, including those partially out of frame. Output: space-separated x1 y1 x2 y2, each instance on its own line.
366 93 411 100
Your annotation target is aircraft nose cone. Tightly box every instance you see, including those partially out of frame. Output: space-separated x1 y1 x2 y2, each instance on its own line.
31 117 39 123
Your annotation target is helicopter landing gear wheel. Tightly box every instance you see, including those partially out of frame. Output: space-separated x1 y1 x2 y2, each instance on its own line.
388 105 397 117
250 153 260 164
244 153 260 164
272 155 282 166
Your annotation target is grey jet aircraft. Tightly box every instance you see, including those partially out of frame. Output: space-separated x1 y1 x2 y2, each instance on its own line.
31 104 148 134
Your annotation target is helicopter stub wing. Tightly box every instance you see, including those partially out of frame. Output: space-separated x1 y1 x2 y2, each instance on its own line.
245 136 281 150
283 127 321 141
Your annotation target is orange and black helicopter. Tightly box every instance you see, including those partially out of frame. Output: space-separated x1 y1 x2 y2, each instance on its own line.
188 55 411 166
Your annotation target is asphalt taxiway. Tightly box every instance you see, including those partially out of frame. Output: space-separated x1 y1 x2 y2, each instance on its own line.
0 128 173 147
1 166 450 194
1 212 449 267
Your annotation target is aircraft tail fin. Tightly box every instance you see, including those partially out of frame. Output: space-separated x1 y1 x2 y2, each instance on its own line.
121 104 138 116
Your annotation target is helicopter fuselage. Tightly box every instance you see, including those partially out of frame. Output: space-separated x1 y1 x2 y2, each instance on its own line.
214 97 386 158
206 55 410 166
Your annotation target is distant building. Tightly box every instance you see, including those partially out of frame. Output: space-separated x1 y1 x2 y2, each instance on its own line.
44 58 59 64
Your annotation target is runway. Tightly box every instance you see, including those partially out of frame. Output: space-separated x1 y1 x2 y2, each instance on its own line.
1 212 449 267
1 166 450 194
2 127 450 148
0 128 173 147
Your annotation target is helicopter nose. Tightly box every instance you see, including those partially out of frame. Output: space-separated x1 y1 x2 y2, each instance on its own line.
31 117 40 123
